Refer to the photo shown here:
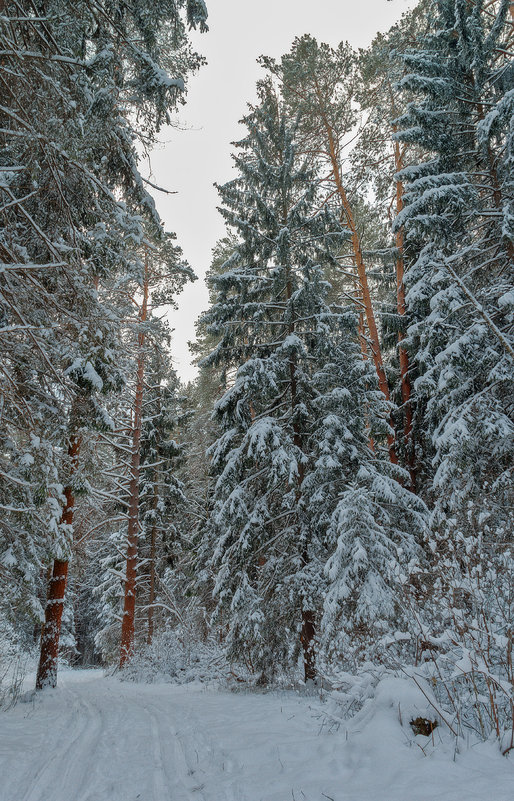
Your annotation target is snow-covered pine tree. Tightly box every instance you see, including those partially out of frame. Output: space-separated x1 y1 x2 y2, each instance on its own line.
199 86 426 682
387 1 514 735
394 0 514 540
92 347 188 662
35 362 123 689
0 4 118 658
177 238 239 624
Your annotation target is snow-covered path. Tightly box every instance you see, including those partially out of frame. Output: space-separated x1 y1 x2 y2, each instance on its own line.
1 670 512 801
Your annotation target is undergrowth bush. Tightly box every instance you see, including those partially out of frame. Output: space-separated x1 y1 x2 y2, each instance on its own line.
119 625 229 685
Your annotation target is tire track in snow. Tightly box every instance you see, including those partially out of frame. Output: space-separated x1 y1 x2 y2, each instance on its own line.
22 691 100 801
147 694 247 801
148 701 207 801
149 712 171 801
4 692 70 801
72 684 124 801
61 681 160 801
56 694 103 801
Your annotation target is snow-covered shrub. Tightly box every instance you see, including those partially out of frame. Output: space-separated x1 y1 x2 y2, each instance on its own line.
405 536 514 752
119 626 228 685
322 671 444 747
320 665 387 727
368 530 514 752
320 529 514 753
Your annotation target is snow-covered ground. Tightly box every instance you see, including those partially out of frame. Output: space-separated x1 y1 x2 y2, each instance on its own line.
1 669 512 801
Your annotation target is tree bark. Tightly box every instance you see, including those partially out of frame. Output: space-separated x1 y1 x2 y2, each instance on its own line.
119 252 149 666
322 123 398 463
300 610 317 682
36 434 82 689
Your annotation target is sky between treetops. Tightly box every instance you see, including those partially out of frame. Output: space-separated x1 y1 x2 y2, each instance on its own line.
148 0 418 383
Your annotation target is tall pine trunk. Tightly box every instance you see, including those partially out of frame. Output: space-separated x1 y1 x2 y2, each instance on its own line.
323 124 398 464
36 433 82 689
119 253 149 666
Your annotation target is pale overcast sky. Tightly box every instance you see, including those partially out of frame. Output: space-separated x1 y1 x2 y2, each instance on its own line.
148 0 418 382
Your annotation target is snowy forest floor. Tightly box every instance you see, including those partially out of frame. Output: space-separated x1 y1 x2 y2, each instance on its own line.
0 669 513 801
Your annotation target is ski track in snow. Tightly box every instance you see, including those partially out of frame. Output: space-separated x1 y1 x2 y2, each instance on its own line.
1 669 513 801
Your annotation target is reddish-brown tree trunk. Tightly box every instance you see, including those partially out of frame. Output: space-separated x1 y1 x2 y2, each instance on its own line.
36 434 82 689
119 253 149 667
323 125 397 464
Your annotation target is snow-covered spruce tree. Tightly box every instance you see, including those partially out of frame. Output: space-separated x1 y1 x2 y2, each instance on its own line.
137 340 187 646
389 0 514 742
174 238 239 628
394 0 514 540
260 38 399 464
199 87 426 682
